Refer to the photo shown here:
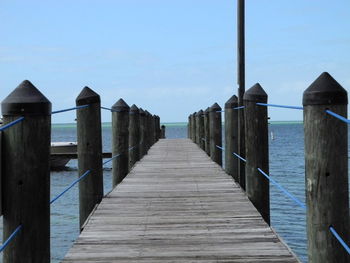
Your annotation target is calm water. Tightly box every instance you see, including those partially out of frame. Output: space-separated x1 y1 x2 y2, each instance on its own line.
0 122 325 262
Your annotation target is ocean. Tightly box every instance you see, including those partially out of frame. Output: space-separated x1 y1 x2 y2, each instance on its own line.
0 122 319 262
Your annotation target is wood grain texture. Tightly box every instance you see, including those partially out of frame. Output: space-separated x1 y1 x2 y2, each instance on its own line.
63 139 299 263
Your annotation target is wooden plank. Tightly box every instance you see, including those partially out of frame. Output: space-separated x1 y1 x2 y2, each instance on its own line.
63 139 300 262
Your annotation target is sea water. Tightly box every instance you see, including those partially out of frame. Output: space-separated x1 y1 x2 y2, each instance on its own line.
0 122 330 262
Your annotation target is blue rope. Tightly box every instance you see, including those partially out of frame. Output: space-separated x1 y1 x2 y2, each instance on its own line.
257 168 306 209
0 225 22 253
216 145 224 150
329 226 350 254
233 106 245 110
326 110 350 124
101 106 128 113
50 170 91 204
256 103 303 110
128 146 136 151
103 154 120 165
216 110 224 113
101 106 113 111
0 117 25 131
52 104 89 114
233 152 246 162
103 146 137 165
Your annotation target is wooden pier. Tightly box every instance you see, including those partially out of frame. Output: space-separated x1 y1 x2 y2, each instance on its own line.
63 139 299 262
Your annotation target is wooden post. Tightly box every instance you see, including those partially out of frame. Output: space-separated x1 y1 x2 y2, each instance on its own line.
244 84 270 225
76 87 103 230
195 110 201 145
2 80 51 263
204 107 210 156
191 112 196 143
152 115 157 144
139 108 146 158
303 72 350 262
197 110 205 150
161 125 166 139
129 104 140 169
225 95 239 181
188 115 191 139
209 103 222 166
155 115 160 141
237 0 246 191
112 98 130 187
144 110 151 151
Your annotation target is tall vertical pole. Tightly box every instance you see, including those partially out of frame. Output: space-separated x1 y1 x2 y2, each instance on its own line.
76 87 103 230
237 0 246 190
303 72 349 262
2 80 51 263
112 98 130 187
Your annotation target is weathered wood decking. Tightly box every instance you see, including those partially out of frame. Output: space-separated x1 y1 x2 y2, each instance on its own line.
63 139 299 262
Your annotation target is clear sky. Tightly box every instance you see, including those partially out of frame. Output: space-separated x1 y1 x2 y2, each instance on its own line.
1 0 349 123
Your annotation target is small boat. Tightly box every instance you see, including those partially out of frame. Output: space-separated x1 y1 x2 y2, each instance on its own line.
50 142 77 169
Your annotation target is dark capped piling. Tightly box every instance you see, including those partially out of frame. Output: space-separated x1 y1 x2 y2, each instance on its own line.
303 72 350 262
191 112 196 143
129 104 140 170
244 84 270 225
204 107 210 155
112 99 130 186
209 103 222 166
139 108 147 158
76 87 103 230
225 95 239 181
2 80 51 263
197 109 205 150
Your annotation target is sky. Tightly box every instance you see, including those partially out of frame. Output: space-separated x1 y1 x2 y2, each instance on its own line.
1 0 349 123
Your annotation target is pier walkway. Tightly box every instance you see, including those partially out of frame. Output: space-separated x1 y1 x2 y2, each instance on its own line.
63 139 299 262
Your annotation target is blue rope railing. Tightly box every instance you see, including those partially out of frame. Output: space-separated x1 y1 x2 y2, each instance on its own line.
0 225 23 253
325 110 350 124
216 145 224 150
50 170 91 204
0 117 25 131
101 106 112 111
233 106 245 110
257 168 306 209
52 145 138 203
52 104 89 114
256 103 303 110
233 152 246 162
103 154 120 165
329 226 350 254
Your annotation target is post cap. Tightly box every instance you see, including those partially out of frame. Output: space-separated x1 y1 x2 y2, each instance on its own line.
225 95 238 109
145 110 150 116
1 80 51 116
204 107 210 115
139 108 145 115
243 83 267 103
76 86 100 106
303 72 347 106
130 104 139 113
193 112 197 116
197 109 204 115
210 102 221 112
112 98 130 112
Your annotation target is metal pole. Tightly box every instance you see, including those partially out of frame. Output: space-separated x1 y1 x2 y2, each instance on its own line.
237 0 246 190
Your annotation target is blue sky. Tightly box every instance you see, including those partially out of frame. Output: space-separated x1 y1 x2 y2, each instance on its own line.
1 0 349 123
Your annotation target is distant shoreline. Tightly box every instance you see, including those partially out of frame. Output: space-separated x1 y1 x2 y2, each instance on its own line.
52 121 303 128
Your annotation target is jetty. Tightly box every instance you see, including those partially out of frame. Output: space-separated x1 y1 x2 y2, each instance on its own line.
63 139 298 262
